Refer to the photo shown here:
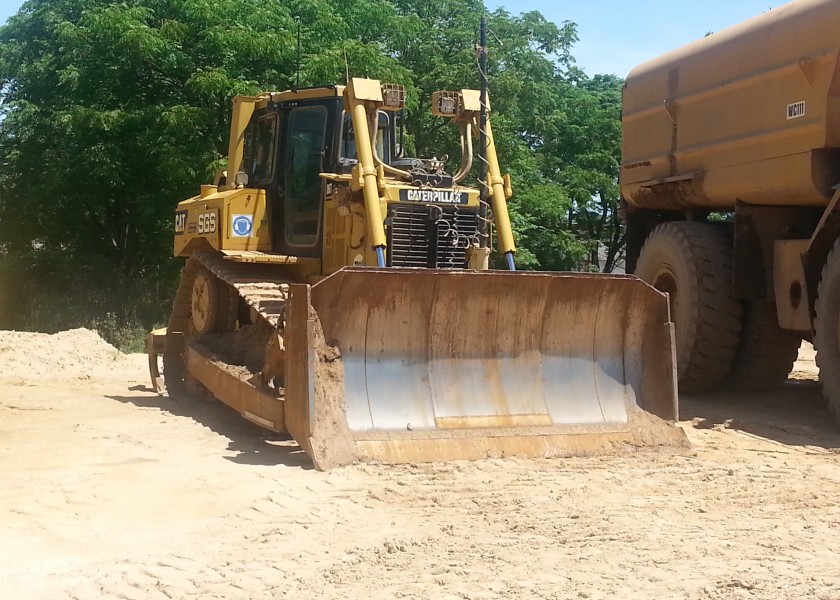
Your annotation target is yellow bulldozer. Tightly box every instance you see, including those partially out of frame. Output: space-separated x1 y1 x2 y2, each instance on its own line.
146 77 686 470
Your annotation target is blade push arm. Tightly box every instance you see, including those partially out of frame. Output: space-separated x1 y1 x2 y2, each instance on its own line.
345 78 388 267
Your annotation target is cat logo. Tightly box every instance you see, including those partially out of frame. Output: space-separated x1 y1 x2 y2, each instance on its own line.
399 189 468 204
174 210 187 235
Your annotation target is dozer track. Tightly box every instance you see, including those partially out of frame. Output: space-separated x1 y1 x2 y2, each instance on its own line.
162 252 293 431
173 251 290 331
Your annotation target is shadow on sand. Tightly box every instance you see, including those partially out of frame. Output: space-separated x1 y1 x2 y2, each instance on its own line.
110 370 840 466
106 387 313 470
679 377 840 451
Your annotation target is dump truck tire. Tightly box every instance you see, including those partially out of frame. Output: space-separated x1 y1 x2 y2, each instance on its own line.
814 240 840 419
635 221 742 393
727 301 800 392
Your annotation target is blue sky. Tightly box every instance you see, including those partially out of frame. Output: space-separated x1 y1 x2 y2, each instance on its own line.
0 0 19 24
486 1 784 75
0 0 785 76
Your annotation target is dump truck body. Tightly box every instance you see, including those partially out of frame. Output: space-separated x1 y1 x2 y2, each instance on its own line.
622 0 840 210
150 77 685 470
621 0 840 419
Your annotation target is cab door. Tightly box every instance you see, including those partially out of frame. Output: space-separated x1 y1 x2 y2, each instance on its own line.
274 102 335 258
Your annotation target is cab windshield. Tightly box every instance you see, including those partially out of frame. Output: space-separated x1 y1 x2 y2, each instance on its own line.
339 111 390 163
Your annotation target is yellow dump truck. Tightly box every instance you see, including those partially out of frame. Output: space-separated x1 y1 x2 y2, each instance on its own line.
622 0 840 413
148 77 685 470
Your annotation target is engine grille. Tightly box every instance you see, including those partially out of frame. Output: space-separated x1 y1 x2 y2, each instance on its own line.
386 203 479 269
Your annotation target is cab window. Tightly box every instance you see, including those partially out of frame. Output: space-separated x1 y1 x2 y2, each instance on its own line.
242 113 278 184
284 105 328 247
339 111 390 163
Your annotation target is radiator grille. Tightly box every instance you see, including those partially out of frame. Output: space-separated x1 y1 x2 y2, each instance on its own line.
386 203 479 269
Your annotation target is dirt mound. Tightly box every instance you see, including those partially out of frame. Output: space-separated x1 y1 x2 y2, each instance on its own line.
0 328 130 380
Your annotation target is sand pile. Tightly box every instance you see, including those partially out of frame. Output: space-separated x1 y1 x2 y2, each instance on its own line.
0 328 130 379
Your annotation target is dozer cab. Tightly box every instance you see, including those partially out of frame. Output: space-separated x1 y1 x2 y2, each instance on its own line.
148 77 686 470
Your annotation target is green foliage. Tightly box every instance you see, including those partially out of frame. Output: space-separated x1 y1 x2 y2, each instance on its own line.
481 33 625 272
0 0 628 341
0 248 165 350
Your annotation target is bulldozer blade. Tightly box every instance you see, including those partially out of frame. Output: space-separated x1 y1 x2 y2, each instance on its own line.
283 268 687 470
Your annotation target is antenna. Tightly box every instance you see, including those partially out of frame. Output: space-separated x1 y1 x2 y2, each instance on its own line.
295 17 301 88
344 49 350 85
477 15 490 251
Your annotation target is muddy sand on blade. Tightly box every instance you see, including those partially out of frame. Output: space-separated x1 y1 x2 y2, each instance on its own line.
1 330 840 599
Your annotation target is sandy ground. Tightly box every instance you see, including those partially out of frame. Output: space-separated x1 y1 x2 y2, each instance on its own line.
2 331 840 599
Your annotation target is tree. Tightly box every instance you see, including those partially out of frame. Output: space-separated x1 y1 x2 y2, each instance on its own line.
547 72 626 272
0 0 302 335
0 0 626 343
475 12 625 272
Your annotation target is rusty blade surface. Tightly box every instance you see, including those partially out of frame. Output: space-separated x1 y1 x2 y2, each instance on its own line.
282 268 683 469
310 268 676 429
